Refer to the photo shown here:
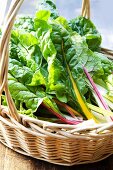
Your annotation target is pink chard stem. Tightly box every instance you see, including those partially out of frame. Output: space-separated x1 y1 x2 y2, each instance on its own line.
83 66 110 111
42 103 83 125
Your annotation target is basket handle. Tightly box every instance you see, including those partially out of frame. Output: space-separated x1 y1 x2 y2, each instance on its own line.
0 0 24 122
81 0 90 19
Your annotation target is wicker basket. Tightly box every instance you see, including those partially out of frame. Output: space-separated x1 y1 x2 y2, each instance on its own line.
0 0 113 166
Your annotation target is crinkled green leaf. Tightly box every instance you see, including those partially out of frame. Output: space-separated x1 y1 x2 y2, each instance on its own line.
8 74 43 111
9 58 33 85
10 30 43 72
13 16 34 32
94 52 113 79
69 16 102 51
9 58 48 93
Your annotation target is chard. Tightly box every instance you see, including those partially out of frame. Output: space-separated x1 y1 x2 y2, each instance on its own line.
83 66 110 111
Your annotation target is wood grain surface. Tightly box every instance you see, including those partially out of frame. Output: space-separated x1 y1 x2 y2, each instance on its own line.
0 142 113 170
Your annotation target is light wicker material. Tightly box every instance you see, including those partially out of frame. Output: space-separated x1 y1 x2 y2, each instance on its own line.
81 0 90 18
0 0 113 166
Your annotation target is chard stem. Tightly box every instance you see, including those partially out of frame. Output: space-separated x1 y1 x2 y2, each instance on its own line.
42 102 83 125
54 99 83 118
83 66 110 111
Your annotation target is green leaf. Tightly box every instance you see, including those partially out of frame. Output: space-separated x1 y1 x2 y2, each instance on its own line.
69 16 102 51
8 74 43 111
35 10 51 21
19 32 38 47
34 17 67 102
10 30 43 72
55 16 72 32
9 58 33 85
94 52 113 79
36 0 59 19
13 16 34 32
29 69 47 86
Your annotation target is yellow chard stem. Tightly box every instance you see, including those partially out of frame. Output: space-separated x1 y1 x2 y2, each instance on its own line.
69 71 97 122
61 41 97 122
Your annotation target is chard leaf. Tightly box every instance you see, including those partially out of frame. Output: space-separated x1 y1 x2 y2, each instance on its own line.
8 74 69 122
37 0 59 19
9 58 48 93
10 30 43 71
40 17 111 121
29 68 47 86
34 19 55 61
51 21 105 96
18 32 38 47
34 15 67 102
35 10 51 21
13 16 34 32
9 58 33 85
34 12 104 117
8 74 43 111
55 16 72 32
94 52 113 78
34 16 97 120
69 16 102 51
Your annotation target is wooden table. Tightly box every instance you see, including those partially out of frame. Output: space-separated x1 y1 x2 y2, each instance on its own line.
0 142 113 170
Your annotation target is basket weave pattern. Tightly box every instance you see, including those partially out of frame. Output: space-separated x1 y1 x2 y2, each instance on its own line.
0 0 113 166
